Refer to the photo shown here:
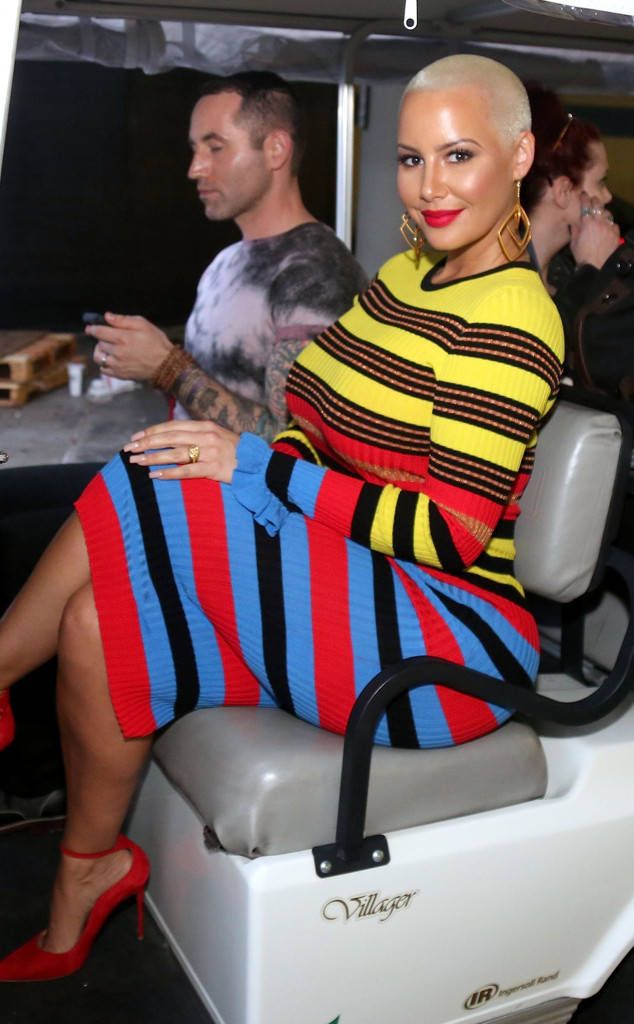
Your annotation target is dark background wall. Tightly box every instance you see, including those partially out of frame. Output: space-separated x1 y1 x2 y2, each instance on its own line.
0 61 338 332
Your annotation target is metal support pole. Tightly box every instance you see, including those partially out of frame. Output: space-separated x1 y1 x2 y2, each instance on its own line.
334 19 404 248
0 0 21 178
335 81 355 248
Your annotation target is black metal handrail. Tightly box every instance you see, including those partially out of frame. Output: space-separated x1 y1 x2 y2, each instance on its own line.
316 546 634 875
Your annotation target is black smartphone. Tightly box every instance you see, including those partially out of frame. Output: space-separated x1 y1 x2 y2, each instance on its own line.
82 312 107 327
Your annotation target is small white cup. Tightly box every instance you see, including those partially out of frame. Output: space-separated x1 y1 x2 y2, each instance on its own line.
67 358 85 397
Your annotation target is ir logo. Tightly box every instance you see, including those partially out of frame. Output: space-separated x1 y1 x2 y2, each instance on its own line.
464 984 499 1009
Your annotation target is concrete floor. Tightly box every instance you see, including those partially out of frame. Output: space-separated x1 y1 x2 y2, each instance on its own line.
0 336 167 469
0 824 212 1024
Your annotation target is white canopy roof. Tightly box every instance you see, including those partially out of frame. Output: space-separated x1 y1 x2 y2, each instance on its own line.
16 0 634 92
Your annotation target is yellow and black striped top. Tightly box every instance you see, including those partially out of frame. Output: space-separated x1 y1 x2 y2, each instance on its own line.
268 249 564 598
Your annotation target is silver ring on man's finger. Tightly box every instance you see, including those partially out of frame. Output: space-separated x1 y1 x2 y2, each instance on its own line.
100 352 108 367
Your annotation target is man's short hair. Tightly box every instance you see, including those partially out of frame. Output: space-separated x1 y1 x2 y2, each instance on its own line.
197 71 305 175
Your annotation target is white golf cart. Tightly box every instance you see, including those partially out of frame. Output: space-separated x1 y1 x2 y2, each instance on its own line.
2 4 634 1022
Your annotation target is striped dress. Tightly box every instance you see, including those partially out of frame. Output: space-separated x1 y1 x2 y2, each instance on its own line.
76 250 564 748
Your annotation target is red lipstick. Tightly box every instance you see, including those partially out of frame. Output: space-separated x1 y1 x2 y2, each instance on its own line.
422 210 463 227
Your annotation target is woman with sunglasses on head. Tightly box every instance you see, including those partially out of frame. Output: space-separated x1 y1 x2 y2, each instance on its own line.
522 85 621 330
0 54 563 982
523 83 634 414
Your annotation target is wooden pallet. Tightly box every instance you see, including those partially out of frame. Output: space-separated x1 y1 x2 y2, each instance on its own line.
0 359 70 407
0 330 46 359
0 332 76 383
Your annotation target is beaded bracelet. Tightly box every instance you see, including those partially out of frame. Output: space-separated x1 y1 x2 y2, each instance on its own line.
152 346 195 392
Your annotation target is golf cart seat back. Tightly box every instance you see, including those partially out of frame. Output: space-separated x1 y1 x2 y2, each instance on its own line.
149 393 631 859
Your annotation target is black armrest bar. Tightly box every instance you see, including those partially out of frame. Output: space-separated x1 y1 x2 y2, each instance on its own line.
327 546 634 871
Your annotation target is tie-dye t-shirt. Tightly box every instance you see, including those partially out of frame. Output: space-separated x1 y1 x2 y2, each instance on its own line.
175 222 367 418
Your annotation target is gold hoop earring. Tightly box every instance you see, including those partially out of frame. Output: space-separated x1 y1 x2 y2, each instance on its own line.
497 181 531 262
400 213 424 265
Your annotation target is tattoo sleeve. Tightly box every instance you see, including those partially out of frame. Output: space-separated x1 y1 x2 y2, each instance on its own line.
167 336 313 443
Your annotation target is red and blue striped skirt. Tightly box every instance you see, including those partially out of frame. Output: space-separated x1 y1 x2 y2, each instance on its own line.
75 453 540 748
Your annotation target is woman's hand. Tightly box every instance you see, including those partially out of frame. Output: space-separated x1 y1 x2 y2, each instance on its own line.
571 191 620 270
124 420 239 484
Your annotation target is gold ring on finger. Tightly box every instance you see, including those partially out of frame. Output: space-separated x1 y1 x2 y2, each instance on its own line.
188 444 200 464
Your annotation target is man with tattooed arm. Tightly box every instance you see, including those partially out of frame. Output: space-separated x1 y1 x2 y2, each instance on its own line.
86 71 367 438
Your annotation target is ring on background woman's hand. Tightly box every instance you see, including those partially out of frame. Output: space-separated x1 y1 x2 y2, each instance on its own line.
188 444 200 464
580 206 592 217
603 211 615 224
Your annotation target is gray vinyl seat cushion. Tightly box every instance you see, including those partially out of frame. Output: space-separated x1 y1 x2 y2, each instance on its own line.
153 707 547 858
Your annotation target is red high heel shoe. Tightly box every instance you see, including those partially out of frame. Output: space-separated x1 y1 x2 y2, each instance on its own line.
0 690 15 751
0 834 150 982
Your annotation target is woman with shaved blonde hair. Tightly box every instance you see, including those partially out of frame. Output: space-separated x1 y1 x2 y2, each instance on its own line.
0 54 563 982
